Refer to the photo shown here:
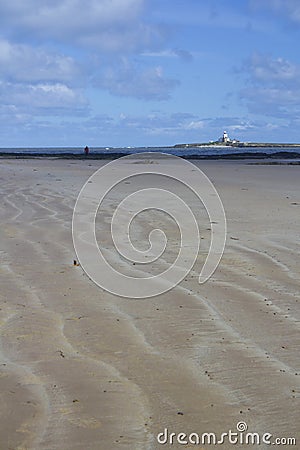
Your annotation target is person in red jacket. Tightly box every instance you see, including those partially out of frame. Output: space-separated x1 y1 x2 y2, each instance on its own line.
84 145 89 156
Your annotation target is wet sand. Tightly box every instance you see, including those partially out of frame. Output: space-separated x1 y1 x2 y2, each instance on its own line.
0 158 299 449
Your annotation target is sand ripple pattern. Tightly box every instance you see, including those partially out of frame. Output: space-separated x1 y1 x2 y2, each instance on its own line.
72 153 226 298
0 159 299 449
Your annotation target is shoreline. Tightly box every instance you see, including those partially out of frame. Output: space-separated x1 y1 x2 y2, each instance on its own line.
1 150 300 160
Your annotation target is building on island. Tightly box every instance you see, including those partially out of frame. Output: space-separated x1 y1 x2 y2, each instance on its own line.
218 130 239 145
222 131 229 143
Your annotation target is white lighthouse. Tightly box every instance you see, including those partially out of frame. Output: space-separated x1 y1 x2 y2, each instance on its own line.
222 130 229 143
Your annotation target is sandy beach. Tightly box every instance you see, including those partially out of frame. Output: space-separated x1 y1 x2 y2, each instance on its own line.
0 157 299 449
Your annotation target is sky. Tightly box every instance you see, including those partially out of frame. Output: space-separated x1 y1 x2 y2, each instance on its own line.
1 0 300 148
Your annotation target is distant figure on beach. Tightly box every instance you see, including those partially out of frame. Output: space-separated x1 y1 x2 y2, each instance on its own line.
84 145 89 156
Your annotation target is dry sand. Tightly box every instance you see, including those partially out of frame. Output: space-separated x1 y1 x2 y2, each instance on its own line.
0 158 299 449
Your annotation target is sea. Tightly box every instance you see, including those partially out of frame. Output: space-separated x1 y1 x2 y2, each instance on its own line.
1 146 300 159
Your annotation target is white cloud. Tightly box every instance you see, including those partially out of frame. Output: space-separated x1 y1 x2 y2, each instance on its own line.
0 39 82 84
251 0 300 24
0 0 142 30
240 86 300 116
0 81 88 116
185 121 205 130
0 0 163 52
245 53 300 85
94 58 179 100
0 38 89 121
0 1 177 113
142 48 193 62
239 53 300 118
227 122 255 132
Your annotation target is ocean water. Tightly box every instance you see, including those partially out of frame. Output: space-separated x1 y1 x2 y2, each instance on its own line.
0 145 300 158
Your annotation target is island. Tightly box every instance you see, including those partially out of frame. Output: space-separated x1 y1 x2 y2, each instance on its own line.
174 130 300 148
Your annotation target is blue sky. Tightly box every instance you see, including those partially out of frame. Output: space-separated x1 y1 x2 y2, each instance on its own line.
1 0 300 147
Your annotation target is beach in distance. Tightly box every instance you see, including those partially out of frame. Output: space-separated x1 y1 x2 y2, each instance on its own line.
0 156 299 449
